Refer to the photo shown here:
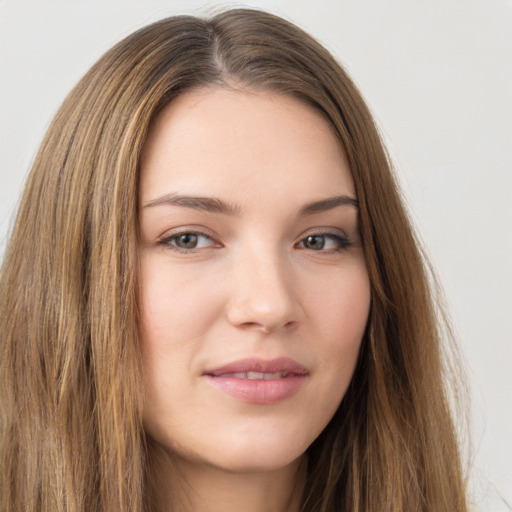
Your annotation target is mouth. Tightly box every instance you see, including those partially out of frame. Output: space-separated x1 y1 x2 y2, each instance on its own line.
205 357 308 377
203 357 308 404
213 371 293 380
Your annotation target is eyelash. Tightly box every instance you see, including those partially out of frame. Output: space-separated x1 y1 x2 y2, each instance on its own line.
296 233 353 252
158 231 219 253
158 230 354 254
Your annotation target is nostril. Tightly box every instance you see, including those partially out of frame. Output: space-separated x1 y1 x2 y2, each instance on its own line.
239 322 261 330
236 320 297 334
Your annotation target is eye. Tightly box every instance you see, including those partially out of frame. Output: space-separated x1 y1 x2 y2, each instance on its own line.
297 233 353 252
159 231 218 252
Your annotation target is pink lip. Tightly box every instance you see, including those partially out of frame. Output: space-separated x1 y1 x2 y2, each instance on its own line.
203 357 308 405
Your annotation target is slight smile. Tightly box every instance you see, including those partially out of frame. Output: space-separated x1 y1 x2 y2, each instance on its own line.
204 358 309 405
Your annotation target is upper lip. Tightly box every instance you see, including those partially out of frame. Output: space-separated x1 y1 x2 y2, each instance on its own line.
204 357 308 377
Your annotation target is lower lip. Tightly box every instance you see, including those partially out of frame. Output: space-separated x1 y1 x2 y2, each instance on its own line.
205 375 307 404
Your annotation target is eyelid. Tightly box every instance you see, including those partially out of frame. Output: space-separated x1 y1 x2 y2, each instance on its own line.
296 226 349 240
295 228 354 251
155 225 354 254
157 226 222 252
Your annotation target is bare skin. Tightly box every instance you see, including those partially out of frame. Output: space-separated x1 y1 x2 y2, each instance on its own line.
149 442 307 512
139 87 370 511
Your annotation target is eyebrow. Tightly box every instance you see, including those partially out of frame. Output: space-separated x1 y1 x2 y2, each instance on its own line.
298 195 359 216
143 193 241 215
143 193 358 216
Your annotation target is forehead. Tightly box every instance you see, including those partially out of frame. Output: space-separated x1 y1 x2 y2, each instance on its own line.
139 87 354 206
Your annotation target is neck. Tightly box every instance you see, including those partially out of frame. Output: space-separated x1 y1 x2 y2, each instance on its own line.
148 442 306 512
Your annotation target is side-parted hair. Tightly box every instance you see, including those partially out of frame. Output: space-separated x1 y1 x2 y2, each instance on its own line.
0 9 468 512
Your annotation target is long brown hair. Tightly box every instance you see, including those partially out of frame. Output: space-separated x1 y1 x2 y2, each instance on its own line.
0 8 468 511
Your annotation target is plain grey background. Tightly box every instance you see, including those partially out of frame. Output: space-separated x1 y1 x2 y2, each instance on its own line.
1 1 511 510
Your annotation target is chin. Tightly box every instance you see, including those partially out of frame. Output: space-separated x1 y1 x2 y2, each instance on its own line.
198 427 312 474
217 447 305 474
154 427 311 476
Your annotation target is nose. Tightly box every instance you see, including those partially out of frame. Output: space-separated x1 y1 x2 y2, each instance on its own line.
226 248 301 333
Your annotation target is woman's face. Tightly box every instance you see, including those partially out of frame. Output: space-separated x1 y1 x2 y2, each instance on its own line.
138 87 370 474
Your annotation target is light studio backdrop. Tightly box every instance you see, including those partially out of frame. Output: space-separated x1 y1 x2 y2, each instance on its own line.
1 1 511 510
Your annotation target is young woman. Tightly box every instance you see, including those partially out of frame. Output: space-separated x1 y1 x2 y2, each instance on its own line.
0 8 468 512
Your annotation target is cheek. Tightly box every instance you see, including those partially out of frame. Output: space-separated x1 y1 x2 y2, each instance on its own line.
307 262 370 395
298 260 370 413
138 256 223 423
307 260 371 343
139 256 225 345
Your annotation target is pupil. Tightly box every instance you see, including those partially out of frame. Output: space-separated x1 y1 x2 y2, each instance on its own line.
306 235 325 250
177 234 198 248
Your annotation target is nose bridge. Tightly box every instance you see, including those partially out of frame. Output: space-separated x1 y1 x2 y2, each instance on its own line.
227 242 298 331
